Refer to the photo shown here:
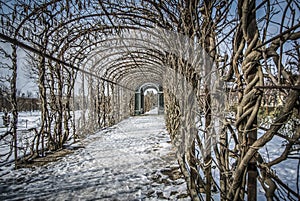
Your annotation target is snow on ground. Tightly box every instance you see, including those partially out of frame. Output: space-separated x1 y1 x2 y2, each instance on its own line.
144 107 158 115
259 134 300 196
0 110 84 166
0 111 42 166
0 110 190 200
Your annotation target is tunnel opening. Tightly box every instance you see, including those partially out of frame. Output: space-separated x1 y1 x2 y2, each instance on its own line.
134 83 164 115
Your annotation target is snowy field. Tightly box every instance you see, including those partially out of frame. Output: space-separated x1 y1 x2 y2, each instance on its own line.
0 110 85 166
0 111 42 166
0 111 41 131
0 111 189 200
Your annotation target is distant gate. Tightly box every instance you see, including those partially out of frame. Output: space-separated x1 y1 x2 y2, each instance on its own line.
134 83 164 115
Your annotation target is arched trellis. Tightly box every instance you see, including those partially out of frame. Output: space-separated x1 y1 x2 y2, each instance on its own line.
0 2 202 201
0 1 299 201
81 28 167 84
76 28 168 120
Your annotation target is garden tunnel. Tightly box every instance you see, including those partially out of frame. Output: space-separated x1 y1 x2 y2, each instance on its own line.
1 1 300 201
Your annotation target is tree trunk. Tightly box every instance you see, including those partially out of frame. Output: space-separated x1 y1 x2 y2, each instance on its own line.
37 52 47 156
11 44 18 167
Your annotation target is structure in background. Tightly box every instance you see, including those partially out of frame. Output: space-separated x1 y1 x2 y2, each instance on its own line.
135 83 164 115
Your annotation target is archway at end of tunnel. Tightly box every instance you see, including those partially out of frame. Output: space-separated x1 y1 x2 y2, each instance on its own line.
134 83 164 115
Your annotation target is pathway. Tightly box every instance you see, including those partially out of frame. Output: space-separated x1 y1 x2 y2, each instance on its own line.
0 111 189 200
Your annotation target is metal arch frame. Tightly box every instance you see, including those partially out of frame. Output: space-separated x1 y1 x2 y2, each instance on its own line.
2 0 178 92
47 25 171 99
115 70 163 88
7 0 159 91
90 50 164 78
82 35 167 77
87 46 167 84
80 27 168 67
106 60 164 81
81 34 166 67
2 0 178 118
85 49 166 90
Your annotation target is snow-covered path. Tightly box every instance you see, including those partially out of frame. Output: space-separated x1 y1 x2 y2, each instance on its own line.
0 113 189 200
